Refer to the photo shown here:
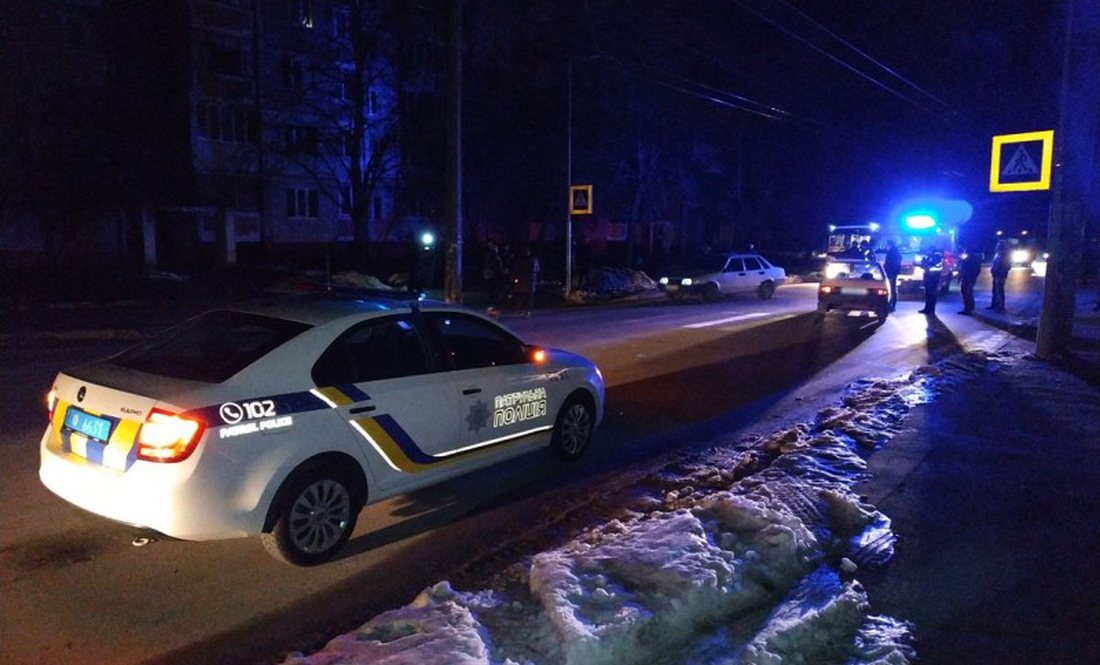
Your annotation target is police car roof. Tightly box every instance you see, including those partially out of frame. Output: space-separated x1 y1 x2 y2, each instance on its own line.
224 293 473 326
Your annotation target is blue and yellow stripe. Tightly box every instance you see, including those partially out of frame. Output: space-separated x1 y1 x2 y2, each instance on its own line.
350 414 550 473
52 400 140 471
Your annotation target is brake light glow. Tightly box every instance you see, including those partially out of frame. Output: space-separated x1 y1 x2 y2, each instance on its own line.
47 387 58 421
137 409 205 463
820 285 835 294
531 348 547 364
873 288 889 296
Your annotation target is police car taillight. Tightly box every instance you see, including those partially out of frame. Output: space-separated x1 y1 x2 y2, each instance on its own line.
46 387 58 421
137 409 205 463
531 348 547 364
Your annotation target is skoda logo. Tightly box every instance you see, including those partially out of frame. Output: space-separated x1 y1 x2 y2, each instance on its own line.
77 386 87 403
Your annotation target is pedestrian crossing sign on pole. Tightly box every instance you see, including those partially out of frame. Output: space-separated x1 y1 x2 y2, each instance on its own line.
569 185 593 215
989 130 1054 192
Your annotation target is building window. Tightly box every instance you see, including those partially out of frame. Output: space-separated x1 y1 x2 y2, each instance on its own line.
287 126 318 155
333 7 350 40
341 131 354 158
340 69 355 101
287 188 319 218
207 44 248 77
197 103 254 143
283 57 305 90
287 0 314 28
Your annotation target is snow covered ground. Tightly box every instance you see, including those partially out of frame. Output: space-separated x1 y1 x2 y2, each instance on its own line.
278 352 995 665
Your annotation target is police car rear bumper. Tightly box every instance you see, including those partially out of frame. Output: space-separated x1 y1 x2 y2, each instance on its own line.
39 428 262 541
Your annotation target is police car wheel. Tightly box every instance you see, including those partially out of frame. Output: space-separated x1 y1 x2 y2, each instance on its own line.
701 284 720 303
262 468 360 566
757 281 776 300
549 395 594 462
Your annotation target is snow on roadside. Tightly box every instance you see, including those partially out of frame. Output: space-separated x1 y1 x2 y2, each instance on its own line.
279 353 993 665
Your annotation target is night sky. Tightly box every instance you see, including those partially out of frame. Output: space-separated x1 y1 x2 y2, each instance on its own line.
462 0 1095 253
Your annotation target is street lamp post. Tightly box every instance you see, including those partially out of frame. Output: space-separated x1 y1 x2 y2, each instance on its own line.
566 55 601 298
566 58 576 298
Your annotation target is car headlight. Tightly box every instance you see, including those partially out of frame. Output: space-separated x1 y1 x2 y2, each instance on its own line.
681 278 693 286
1012 249 1031 263
659 276 669 285
824 263 846 279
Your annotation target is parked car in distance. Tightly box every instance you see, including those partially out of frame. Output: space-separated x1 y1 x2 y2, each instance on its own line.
817 259 891 320
40 295 605 566
658 252 786 302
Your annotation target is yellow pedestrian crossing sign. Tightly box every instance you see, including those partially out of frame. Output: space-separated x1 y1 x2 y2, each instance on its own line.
570 185 593 215
989 130 1054 192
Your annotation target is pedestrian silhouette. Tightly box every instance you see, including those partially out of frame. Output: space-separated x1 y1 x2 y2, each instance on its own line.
512 246 540 316
957 247 982 314
883 239 902 311
989 240 1011 312
918 246 943 315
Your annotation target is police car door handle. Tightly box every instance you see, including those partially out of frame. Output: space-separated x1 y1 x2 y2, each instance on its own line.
350 405 376 414
462 387 482 395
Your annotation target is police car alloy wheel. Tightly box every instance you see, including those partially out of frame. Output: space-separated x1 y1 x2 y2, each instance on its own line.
262 463 363 566
549 395 594 461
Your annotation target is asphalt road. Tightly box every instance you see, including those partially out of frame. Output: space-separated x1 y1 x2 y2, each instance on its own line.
0 277 1028 665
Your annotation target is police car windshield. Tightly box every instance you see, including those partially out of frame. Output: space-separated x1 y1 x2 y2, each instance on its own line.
113 311 312 383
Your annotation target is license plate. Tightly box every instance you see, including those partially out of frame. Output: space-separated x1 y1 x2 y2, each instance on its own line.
63 407 113 442
840 287 869 295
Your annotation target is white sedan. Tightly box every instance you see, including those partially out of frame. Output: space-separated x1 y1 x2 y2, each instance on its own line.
40 296 604 565
658 252 786 302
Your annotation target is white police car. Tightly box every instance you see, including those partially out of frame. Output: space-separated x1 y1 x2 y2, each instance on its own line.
40 295 604 565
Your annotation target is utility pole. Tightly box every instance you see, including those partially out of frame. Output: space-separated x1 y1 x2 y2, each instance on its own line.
444 0 463 304
1036 0 1081 359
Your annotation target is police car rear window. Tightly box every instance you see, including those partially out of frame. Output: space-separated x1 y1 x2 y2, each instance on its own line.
112 311 312 383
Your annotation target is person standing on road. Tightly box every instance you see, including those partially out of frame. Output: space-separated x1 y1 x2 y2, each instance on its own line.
989 240 1011 312
883 239 902 311
957 247 983 315
918 246 944 315
512 245 540 316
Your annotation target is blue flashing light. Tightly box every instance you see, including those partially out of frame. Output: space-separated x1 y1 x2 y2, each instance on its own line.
904 214 937 231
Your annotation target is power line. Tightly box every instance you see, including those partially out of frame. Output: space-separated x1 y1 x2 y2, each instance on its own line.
727 0 949 118
772 0 954 112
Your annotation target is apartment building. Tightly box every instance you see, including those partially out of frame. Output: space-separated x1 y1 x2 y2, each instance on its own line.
3 0 404 268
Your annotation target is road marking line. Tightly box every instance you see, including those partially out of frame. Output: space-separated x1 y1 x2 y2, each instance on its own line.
683 312 769 329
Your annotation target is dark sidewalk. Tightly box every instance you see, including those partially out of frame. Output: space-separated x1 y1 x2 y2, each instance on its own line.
859 288 1100 664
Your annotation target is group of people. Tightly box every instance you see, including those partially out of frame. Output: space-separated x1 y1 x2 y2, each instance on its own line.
481 241 540 315
878 239 1013 316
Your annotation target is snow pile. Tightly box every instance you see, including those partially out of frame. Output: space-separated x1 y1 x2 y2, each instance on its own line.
568 268 659 303
280 356 994 665
329 271 401 291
